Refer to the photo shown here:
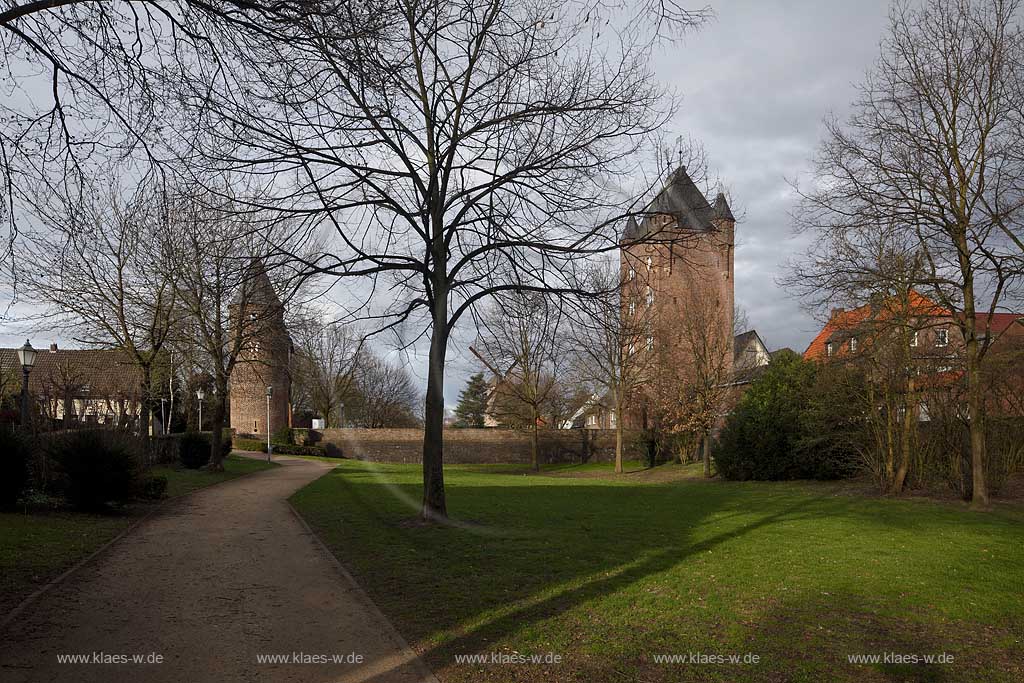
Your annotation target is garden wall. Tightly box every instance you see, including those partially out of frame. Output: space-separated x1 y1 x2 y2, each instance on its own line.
293 427 642 464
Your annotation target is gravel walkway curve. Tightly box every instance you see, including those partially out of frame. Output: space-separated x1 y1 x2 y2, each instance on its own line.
0 455 436 683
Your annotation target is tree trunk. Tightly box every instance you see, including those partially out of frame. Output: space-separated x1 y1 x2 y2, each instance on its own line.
702 432 712 478
614 393 623 474
139 365 152 438
895 380 914 495
967 349 988 506
421 320 448 520
207 373 230 472
531 415 540 472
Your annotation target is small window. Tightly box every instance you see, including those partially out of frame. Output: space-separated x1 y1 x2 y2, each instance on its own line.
628 343 636 356
910 331 918 347
646 334 654 352
628 268 635 281
850 337 858 352
936 329 948 347
645 287 654 307
628 300 636 316
646 256 652 271
250 312 258 321
826 342 834 357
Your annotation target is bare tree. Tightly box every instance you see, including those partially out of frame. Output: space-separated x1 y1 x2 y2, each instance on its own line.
171 0 706 518
571 259 652 473
474 291 566 471
347 354 421 428
645 274 736 476
793 0 1024 506
14 170 177 437
291 310 363 427
162 184 300 470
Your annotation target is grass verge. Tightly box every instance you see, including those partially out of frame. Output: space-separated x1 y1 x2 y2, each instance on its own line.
290 460 1024 683
0 454 278 615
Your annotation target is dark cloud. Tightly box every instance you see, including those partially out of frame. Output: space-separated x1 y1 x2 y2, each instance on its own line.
658 0 891 353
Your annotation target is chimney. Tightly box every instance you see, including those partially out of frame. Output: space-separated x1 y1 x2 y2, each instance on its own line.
49 343 58 353
830 308 845 320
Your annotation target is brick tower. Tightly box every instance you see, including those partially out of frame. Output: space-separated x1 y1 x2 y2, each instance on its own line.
619 165 736 426
229 260 292 436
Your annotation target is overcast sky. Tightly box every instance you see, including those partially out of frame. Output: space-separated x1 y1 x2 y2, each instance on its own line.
1 0 898 409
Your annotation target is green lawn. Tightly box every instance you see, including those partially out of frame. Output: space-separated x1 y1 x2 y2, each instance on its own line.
151 453 278 497
0 454 277 615
290 461 1024 683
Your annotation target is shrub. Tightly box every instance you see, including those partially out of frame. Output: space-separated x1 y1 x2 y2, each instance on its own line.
0 427 30 507
140 474 168 500
270 443 328 457
715 351 821 480
234 437 266 452
179 432 212 469
272 425 294 445
48 430 143 510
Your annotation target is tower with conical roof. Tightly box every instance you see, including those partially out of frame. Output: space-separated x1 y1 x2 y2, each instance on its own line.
619 166 737 428
229 260 292 436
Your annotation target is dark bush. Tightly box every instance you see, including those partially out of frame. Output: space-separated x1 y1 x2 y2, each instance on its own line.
140 474 168 500
234 437 266 452
179 432 212 469
271 443 328 457
48 430 143 510
272 426 294 445
0 427 31 507
715 351 823 480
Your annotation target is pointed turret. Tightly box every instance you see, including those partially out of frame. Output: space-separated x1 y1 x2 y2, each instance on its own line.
713 192 735 222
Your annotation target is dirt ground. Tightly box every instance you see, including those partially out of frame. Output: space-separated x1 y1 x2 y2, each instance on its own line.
0 455 436 683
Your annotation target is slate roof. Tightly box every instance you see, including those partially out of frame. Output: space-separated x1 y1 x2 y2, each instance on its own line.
0 347 144 398
622 167 734 242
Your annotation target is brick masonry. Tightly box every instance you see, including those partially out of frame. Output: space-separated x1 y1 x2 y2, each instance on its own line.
295 427 643 464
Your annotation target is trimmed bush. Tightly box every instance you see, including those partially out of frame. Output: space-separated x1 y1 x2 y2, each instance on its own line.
48 430 143 511
179 432 212 469
234 437 266 452
0 426 30 507
271 443 329 457
140 474 168 500
272 425 294 445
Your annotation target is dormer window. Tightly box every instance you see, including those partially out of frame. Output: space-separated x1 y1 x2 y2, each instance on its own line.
936 328 948 347
826 342 834 357
849 337 858 352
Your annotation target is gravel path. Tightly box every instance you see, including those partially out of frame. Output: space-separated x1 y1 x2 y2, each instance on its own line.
0 455 436 683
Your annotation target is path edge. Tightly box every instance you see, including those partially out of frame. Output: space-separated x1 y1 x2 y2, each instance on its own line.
0 456 278 633
286 498 441 683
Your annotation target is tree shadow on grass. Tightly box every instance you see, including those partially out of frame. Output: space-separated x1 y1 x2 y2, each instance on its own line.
297 463 1023 683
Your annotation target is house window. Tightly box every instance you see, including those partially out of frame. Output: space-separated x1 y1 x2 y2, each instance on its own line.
646 256 652 271
628 343 636 356
826 342 834 357
936 328 948 347
849 337 858 352
628 300 636 316
628 268 635 281
910 331 918 347
587 414 597 426
646 334 654 352
645 287 654 307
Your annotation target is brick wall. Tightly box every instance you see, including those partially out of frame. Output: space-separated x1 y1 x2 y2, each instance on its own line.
294 427 643 464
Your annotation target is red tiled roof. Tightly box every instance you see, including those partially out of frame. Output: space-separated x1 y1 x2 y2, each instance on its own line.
0 347 144 398
804 291 948 360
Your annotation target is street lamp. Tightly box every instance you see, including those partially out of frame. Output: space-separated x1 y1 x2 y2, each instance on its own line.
265 385 273 462
16 340 37 429
196 388 205 432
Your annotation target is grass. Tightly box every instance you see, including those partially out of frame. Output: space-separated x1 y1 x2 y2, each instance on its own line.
0 454 278 615
290 460 1024 683
151 453 278 497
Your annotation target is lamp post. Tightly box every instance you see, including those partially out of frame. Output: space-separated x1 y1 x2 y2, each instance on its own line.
17 340 37 429
265 385 273 462
196 388 205 432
